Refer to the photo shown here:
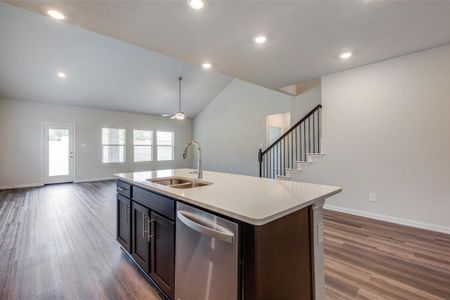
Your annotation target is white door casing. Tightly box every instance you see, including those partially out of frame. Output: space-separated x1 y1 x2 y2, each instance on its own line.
44 123 75 184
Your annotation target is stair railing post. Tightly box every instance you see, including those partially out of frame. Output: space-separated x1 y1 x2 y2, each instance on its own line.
258 149 263 177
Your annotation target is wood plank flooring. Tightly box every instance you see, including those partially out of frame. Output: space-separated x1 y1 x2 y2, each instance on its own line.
0 181 448 299
324 210 450 300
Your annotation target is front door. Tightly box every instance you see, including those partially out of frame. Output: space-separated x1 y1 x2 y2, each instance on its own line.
44 124 75 184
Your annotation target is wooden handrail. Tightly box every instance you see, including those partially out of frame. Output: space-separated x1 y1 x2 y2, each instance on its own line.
262 104 322 155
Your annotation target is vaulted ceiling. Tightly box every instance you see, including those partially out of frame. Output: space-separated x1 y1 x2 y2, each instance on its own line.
0 2 232 117
7 0 450 89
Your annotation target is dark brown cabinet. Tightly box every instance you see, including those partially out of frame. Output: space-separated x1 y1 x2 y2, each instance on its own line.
150 211 175 299
116 181 176 299
117 194 131 252
131 201 151 273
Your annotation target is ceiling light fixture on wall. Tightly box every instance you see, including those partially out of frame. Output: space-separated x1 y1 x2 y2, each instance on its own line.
47 9 66 20
201 62 212 69
57 72 66 79
253 35 267 44
340 51 353 59
187 0 204 10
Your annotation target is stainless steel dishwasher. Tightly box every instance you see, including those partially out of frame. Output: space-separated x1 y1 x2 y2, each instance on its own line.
175 202 239 300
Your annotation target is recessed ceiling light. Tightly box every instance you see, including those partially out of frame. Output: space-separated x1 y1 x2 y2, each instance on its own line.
201 62 212 69
187 0 204 10
253 35 267 44
57 72 66 79
340 52 353 59
47 10 66 20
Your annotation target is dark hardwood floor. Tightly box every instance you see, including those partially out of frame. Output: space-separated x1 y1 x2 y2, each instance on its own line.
0 181 448 299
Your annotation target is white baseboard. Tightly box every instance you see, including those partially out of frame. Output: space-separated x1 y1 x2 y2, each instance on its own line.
324 204 450 235
74 177 116 183
0 182 44 190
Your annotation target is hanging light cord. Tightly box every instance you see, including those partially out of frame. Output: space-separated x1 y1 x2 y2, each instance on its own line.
178 76 182 112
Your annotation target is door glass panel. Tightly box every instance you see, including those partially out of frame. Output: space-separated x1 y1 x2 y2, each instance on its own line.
48 128 69 176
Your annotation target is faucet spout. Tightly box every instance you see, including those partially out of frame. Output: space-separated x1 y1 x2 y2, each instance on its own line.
182 140 202 179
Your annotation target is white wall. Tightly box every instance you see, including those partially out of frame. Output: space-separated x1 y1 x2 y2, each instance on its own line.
292 45 450 231
0 99 192 188
193 79 291 176
291 81 321 123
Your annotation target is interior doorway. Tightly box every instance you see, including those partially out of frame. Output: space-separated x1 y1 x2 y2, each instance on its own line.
265 112 290 147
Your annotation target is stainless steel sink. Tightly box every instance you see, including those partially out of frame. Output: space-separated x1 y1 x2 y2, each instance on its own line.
151 178 192 186
148 177 211 189
171 182 210 189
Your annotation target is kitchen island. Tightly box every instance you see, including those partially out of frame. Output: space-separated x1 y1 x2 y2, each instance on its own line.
115 168 341 300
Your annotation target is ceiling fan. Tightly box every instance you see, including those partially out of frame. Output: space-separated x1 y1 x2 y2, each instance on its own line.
162 76 185 120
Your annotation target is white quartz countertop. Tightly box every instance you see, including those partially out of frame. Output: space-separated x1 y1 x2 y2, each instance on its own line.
114 168 341 225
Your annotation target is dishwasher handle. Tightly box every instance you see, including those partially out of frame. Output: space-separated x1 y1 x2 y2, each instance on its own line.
177 210 235 244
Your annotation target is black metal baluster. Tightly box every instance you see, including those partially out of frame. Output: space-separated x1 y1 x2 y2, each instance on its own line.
282 135 289 175
303 122 306 161
262 155 265 178
295 128 298 163
271 149 274 178
317 108 322 153
307 117 310 156
283 139 285 176
313 112 315 153
291 133 295 169
279 142 282 177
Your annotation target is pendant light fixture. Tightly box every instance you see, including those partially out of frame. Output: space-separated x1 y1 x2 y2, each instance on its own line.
173 76 185 120
162 76 185 120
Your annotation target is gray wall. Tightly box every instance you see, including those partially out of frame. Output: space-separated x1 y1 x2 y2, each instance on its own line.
0 99 193 188
193 79 291 176
291 45 450 230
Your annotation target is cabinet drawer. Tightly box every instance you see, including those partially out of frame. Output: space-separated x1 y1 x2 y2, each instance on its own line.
133 186 175 220
117 180 132 198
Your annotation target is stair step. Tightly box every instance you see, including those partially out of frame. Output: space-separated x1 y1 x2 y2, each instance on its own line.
306 153 325 156
286 168 302 173
306 153 326 162
296 160 312 170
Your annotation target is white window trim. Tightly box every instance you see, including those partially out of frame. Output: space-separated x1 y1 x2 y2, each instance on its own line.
102 127 126 164
156 131 175 161
133 129 153 162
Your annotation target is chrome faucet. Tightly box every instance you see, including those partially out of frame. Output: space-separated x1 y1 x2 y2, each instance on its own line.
183 140 202 179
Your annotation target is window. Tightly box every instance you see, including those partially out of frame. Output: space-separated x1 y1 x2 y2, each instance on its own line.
134 130 153 162
102 128 126 163
157 131 174 161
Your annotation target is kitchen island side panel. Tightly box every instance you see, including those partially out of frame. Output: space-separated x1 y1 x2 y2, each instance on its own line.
242 206 313 300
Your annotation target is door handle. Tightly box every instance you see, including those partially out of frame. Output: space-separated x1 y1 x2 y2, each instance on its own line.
126 204 130 223
177 210 235 244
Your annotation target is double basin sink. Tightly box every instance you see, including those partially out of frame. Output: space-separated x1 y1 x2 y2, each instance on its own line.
148 177 211 189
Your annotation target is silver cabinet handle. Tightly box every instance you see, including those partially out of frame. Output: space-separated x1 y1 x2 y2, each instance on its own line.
143 215 155 241
142 215 148 238
177 210 235 244
117 187 125 192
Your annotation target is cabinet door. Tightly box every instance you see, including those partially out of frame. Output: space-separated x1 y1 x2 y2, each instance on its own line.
117 195 131 252
131 201 151 272
150 211 175 299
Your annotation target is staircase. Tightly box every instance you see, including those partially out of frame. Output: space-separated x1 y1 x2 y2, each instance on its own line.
258 104 323 179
